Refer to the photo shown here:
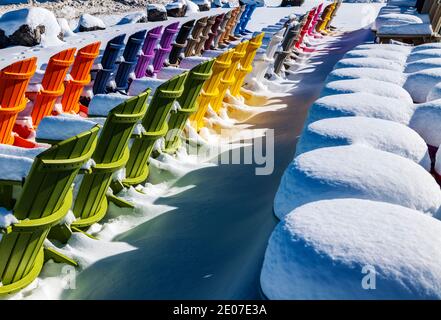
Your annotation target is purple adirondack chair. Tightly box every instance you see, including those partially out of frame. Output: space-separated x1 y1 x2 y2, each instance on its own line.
147 22 180 77
134 26 163 78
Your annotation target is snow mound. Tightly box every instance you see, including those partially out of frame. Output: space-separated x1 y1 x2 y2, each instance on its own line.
306 93 415 125
407 49 441 62
404 68 441 103
378 23 432 36
410 99 441 147
405 58 441 73
333 58 404 72
0 144 48 159
353 43 412 54
296 117 431 170
36 115 98 142
427 82 441 101
325 68 406 86
262 199 441 300
0 154 34 182
273 145 441 219
88 93 131 117
320 79 413 104
343 49 408 65
375 13 427 29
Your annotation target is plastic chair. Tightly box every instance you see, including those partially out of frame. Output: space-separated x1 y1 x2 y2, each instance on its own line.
0 126 98 295
164 59 215 153
123 72 188 186
61 42 101 114
185 17 209 57
0 57 37 145
148 22 180 77
168 20 196 66
93 34 126 94
204 13 225 51
30 48 76 127
212 11 232 49
134 26 163 78
194 15 218 56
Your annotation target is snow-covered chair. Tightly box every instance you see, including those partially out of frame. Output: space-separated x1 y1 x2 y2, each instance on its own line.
164 59 215 153
262 198 441 299
93 34 126 94
114 30 147 91
0 126 99 294
148 22 180 77
193 15 218 56
123 72 188 186
274 145 441 220
0 58 37 146
185 17 209 57
212 10 232 50
134 26 163 78
36 92 149 241
61 42 101 114
168 20 196 66
204 13 225 51
297 116 431 170
191 49 235 131
27 48 76 128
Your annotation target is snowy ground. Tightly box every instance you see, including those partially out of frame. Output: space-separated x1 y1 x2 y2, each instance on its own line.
3 2 386 299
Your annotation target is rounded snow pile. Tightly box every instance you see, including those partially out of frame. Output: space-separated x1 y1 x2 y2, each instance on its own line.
343 49 408 65
353 43 412 54
405 58 441 73
407 49 441 63
404 68 441 103
321 79 413 103
326 68 406 86
296 117 431 170
306 93 414 125
274 145 441 219
262 199 441 300
410 99 441 147
333 58 404 72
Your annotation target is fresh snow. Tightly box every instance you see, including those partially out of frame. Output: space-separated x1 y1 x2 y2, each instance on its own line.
36 115 98 142
296 116 431 170
262 199 441 300
88 93 131 117
0 153 34 182
0 207 18 229
274 145 441 219
410 99 441 147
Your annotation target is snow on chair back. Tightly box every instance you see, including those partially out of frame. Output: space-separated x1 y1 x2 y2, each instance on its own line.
0 57 37 145
114 30 147 91
212 41 248 114
204 13 224 51
123 72 187 186
134 26 163 78
194 15 217 56
148 22 180 77
93 34 126 94
70 91 149 231
61 42 101 114
190 49 235 131
230 33 264 97
212 11 231 49
273 23 302 75
31 48 76 127
185 17 209 57
164 59 215 153
168 19 195 66
0 126 99 294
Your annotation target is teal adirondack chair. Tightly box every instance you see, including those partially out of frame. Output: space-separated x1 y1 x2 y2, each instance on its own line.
0 126 99 295
37 92 150 242
163 59 215 154
123 72 188 186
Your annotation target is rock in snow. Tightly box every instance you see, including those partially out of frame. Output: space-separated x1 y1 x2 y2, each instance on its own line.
78 14 106 32
273 145 441 220
117 12 148 25
0 8 63 48
262 199 441 300
297 117 431 170
147 4 168 21
166 1 188 18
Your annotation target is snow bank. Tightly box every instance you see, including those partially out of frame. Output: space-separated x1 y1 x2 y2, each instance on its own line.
36 115 98 142
306 93 415 125
297 117 431 170
333 58 405 72
410 99 441 147
262 199 441 300
407 49 441 62
405 58 441 73
343 49 408 65
427 82 441 101
404 68 441 103
353 43 412 54
274 145 441 219
325 68 406 86
88 93 131 117
320 79 413 104
0 154 34 182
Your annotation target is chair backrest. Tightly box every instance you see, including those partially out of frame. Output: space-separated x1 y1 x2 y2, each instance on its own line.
194 15 217 55
13 125 100 220
423 0 435 13
431 1 441 31
141 72 188 132
0 126 98 290
160 22 180 49
185 17 209 57
69 42 101 81
141 26 163 56
99 34 126 69
123 30 148 62
0 57 37 109
168 19 195 65
204 13 225 50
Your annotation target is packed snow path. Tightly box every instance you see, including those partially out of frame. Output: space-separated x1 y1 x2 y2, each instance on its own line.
54 8 381 299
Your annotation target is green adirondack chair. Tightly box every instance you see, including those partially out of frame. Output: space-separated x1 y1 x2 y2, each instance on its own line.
0 126 99 295
38 92 150 242
123 72 188 186
163 59 215 154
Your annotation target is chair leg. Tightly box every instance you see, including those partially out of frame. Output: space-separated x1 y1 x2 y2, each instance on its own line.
44 247 78 267
107 193 135 209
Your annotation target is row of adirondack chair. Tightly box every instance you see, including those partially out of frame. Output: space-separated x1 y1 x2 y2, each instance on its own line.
0 4 264 295
376 0 441 44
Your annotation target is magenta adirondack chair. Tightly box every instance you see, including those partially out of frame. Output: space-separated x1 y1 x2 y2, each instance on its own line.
134 26 163 78
309 4 323 36
148 22 180 77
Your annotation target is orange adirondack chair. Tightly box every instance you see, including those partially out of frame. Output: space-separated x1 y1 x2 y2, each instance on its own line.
0 57 37 145
61 42 100 114
30 48 76 127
